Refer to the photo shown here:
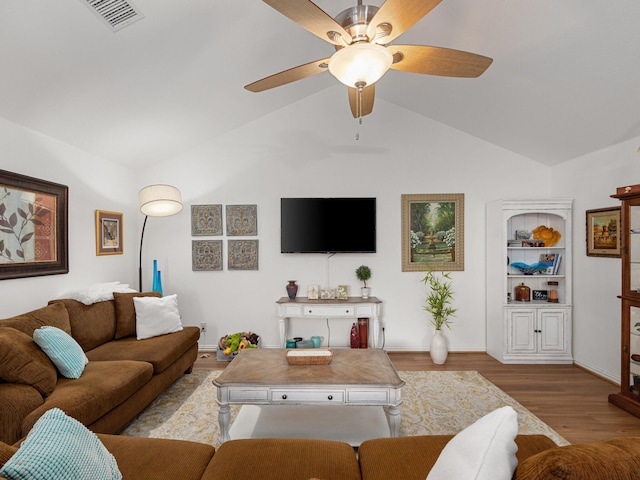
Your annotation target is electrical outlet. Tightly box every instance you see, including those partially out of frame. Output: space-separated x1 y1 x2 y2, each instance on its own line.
200 322 207 333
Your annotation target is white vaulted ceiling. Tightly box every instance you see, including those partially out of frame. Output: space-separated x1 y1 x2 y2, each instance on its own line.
1 1 639 169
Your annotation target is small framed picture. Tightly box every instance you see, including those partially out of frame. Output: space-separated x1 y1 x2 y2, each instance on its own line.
308 284 319 300
586 207 621 258
321 288 336 300
532 290 549 301
337 285 349 300
96 210 123 255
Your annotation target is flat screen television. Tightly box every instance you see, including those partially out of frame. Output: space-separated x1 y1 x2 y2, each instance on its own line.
281 197 376 253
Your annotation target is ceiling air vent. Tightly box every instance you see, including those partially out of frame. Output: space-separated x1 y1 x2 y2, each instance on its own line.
79 0 145 32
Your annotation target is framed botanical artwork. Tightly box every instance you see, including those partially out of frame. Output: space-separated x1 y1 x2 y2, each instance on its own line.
228 239 259 270
226 204 257 236
95 210 123 255
337 285 349 300
192 240 223 271
0 170 68 280
191 204 222 236
586 206 621 258
308 284 319 300
401 193 464 272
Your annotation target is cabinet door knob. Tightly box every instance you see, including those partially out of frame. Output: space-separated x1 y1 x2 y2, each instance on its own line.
346 310 350 314
327 395 333 400
282 394 287 400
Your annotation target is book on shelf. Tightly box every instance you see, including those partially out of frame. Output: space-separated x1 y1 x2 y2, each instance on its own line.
551 254 562 275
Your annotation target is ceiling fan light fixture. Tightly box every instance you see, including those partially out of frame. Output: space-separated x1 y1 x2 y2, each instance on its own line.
329 43 392 88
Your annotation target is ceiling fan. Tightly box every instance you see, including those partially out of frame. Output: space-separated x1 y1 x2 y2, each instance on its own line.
245 0 493 118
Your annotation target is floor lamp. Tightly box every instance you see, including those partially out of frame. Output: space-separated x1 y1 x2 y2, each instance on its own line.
138 184 183 292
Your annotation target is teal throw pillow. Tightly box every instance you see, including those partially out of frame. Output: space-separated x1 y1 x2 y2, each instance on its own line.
33 326 88 378
0 407 122 480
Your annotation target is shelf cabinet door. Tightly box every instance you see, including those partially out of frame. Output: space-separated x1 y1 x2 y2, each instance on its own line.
539 309 567 353
507 309 536 354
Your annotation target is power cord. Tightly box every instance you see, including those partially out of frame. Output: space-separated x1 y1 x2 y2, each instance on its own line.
381 326 386 350
326 318 331 347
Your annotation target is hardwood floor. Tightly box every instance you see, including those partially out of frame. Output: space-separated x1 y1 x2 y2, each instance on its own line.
194 350 640 444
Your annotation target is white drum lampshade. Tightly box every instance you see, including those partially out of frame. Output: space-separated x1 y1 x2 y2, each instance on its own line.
138 184 183 217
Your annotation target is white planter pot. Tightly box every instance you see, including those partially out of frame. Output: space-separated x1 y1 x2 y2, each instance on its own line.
430 329 448 365
361 287 371 299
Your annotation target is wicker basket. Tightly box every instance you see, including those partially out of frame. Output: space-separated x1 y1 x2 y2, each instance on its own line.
286 348 333 365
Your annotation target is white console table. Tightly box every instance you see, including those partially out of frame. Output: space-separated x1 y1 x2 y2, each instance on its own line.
276 296 382 348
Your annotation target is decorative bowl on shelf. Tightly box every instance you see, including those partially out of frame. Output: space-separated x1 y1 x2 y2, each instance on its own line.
510 262 549 275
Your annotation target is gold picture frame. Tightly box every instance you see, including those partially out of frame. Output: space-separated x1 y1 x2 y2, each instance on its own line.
96 210 123 255
401 193 464 272
586 206 621 258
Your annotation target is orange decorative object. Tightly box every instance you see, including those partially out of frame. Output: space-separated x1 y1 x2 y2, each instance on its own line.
532 225 561 247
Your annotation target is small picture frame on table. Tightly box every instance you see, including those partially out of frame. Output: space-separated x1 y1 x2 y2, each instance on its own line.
337 285 349 300
308 284 319 300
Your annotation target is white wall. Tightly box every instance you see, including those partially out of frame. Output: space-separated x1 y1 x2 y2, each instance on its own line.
1 88 632 384
0 117 139 317
141 87 553 351
551 137 640 382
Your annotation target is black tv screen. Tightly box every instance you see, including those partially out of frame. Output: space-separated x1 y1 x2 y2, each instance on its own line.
281 198 376 253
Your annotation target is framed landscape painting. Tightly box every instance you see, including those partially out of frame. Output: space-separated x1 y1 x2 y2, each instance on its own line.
586 206 621 258
0 170 68 279
401 193 464 272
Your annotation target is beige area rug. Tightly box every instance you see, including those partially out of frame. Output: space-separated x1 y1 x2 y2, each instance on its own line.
121 370 569 448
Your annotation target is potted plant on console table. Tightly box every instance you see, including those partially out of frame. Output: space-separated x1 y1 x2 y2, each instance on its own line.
422 270 456 365
355 265 372 299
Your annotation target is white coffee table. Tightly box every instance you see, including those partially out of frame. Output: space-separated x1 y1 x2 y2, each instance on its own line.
213 348 404 446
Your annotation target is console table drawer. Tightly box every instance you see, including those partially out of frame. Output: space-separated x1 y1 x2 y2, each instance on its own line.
270 389 345 403
304 306 354 317
355 306 375 316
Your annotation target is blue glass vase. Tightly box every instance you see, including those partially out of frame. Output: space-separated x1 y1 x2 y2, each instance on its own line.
154 270 163 297
152 260 158 292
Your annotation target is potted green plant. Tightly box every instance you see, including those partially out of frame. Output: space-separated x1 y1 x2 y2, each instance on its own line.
355 265 372 299
422 270 457 364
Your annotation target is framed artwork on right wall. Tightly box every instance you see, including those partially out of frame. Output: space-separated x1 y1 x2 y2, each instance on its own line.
586 206 621 258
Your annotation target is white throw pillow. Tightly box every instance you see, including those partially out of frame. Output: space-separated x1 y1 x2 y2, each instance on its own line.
133 294 183 340
426 406 519 480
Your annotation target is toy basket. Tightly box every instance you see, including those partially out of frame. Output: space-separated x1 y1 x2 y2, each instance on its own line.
286 348 333 365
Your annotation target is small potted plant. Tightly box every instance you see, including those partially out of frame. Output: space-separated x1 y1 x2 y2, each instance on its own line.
355 265 372 299
422 270 456 364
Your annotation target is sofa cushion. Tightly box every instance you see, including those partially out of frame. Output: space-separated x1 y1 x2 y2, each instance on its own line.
21 360 154 436
59 282 136 306
48 299 117 351
515 437 640 479
0 441 17 469
358 434 556 480
33 326 89 379
0 302 71 337
86 327 200 374
426 405 518 480
0 327 57 396
134 294 183 340
205 438 360 480
0 408 121 480
113 291 161 339
98 434 214 480
0 383 45 446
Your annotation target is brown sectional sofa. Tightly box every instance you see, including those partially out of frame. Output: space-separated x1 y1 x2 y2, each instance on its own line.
3 432 640 479
0 293 200 445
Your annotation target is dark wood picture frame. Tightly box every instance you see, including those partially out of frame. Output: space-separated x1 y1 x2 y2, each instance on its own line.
96 210 124 255
0 169 68 279
586 206 621 258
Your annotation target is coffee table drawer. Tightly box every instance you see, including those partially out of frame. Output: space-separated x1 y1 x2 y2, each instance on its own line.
270 389 345 403
346 390 389 403
229 389 269 402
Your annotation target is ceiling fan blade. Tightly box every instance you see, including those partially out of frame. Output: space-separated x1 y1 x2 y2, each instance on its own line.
367 0 442 44
388 45 493 78
245 58 330 92
264 0 352 46
348 84 375 118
